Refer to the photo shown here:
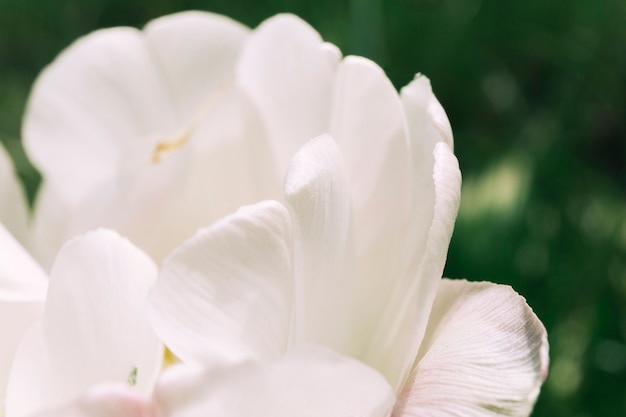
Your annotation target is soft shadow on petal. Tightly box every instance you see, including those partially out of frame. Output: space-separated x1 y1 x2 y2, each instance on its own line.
31 383 156 417
237 14 340 176
23 27 177 207
285 134 354 352
154 346 395 417
144 11 250 121
365 142 461 390
327 57 414 370
8 230 163 417
392 279 549 417
0 225 47 410
149 201 294 365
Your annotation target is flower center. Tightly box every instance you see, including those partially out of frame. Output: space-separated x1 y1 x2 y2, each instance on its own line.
151 79 233 163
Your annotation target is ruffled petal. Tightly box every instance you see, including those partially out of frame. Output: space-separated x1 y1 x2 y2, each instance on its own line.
284 135 354 351
0 144 29 247
154 346 395 417
392 279 549 417
237 14 340 176
149 201 293 365
7 230 162 416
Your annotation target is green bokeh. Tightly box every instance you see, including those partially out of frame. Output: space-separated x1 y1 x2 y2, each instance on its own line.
1 0 625 415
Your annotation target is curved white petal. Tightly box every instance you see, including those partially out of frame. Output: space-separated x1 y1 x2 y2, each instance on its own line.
0 144 29 247
149 201 293 365
59 85 279 264
144 11 249 121
284 135 354 351
7 230 162 417
154 346 395 417
27 15 272 266
393 279 549 417
327 57 415 366
365 142 461 389
0 224 47 407
237 14 340 176
23 27 177 207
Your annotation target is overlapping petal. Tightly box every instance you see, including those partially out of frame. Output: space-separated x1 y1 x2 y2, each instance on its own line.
26 11 269 267
154 347 395 417
365 141 461 389
284 134 354 351
393 279 549 417
237 14 340 175
149 201 293 365
6 230 162 417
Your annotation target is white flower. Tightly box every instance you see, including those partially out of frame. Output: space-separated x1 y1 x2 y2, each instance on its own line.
8 10 549 416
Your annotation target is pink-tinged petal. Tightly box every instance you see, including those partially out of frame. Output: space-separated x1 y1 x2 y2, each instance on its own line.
154 346 395 417
23 28 177 208
0 224 47 406
149 201 293 365
8 230 163 416
0 144 29 247
284 135 354 351
31 383 156 417
237 14 340 176
144 11 249 121
393 279 549 417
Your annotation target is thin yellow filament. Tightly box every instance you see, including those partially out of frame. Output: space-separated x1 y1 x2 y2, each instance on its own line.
151 79 233 164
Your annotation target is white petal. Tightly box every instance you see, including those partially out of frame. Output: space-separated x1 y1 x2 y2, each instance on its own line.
8 230 163 416
149 201 293 365
284 135 354 351
327 57 415 367
364 142 461 389
237 14 340 176
31 383 156 417
154 346 395 417
23 27 177 207
330 56 412 242
144 11 249 121
0 144 29 247
61 86 279 264
0 224 47 406
393 279 549 417
6 324 51 417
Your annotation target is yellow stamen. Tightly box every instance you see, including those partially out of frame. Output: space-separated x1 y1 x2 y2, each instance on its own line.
162 346 179 369
151 79 233 164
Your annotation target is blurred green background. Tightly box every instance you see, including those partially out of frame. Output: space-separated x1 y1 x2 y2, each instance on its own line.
1 0 625 415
